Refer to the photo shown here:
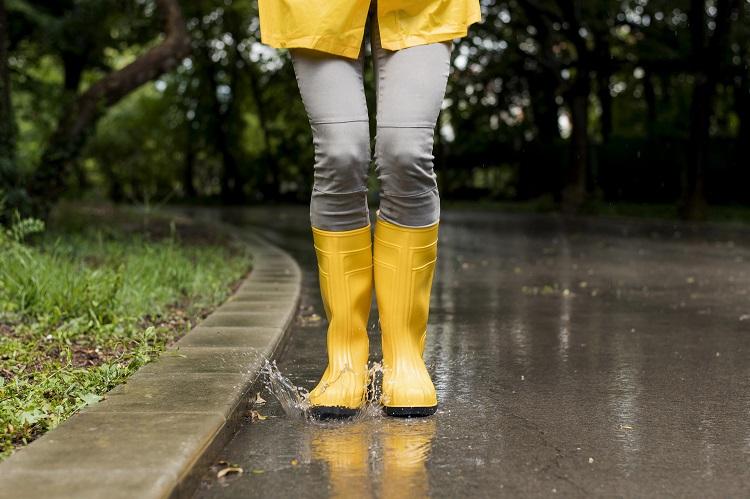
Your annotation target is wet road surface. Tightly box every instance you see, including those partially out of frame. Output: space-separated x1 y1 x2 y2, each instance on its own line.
192 207 750 498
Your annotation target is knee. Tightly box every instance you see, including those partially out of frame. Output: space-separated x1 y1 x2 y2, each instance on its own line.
312 123 370 194
375 127 437 197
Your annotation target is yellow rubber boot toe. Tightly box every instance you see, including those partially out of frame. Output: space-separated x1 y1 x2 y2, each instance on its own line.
309 225 372 418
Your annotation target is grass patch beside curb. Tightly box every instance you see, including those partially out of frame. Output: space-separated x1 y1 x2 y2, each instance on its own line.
0 206 251 460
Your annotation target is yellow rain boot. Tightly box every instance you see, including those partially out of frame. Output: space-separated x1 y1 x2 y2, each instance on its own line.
374 218 439 417
309 224 372 418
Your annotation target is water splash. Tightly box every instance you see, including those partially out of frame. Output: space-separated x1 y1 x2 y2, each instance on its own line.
257 359 387 421
355 361 385 420
260 359 311 418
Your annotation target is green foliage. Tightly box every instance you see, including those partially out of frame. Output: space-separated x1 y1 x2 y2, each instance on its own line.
4 0 750 209
0 212 250 459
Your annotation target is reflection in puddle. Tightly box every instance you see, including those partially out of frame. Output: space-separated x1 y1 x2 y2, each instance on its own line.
260 359 437 498
310 424 372 499
557 231 572 361
307 419 437 499
380 419 436 498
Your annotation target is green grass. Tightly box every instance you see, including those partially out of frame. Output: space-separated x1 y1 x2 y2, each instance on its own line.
0 208 251 459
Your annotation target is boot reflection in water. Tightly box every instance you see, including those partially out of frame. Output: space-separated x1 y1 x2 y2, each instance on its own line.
310 420 436 498
311 425 373 499
380 419 437 498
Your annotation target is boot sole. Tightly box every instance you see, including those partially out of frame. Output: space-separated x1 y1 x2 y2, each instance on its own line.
384 405 437 417
310 406 359 419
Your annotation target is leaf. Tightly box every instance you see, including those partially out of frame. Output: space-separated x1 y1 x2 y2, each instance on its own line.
19 409 45 425
249 410 267 421
80 393 103 406
217 466 243 478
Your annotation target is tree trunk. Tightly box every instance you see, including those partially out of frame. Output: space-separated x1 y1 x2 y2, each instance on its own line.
60 53 91 191
183 122 197 199
549 0 593 212
597 72 612 143
26 0 191 217
739 78 750 153
246 62 280 200
681 0 738 220
594 34 613 143
204 56 242 204
516 0 564 201
531 74 560 144
643 69 657 136
683 79 711 220
62 52 86 95
520 73 559 200
736 76 750 204
0 0 16 170
562 75 590 214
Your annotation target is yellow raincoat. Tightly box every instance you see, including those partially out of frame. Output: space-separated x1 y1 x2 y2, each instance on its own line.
258 0 482 59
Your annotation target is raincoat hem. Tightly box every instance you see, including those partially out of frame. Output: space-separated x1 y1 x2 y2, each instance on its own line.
379 9 482 52
260 9 482 60
261 34 364 59
379 27 474 51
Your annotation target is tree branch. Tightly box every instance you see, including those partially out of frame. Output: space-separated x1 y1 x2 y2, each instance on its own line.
27 0 191 213
66 0 191 139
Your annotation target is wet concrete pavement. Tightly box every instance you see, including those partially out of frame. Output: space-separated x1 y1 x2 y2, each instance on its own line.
192 207 750 498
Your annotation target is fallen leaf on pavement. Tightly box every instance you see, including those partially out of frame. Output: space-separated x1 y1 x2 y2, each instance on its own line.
248 410 267 421
217 466 243 478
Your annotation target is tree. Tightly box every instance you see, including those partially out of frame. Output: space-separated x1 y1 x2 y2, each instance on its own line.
513 0 606 211
0 0 18 211
681 0 741 220
25 0 190 216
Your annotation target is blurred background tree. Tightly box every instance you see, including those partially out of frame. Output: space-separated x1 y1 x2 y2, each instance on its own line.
1 0 749 221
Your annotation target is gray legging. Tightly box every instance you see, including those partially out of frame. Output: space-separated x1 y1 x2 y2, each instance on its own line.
290 2 452 231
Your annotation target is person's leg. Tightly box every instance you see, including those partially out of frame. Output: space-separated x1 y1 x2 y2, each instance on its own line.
372 25 452 227
289 33 372 418
289 45 371 231
370 14 453 416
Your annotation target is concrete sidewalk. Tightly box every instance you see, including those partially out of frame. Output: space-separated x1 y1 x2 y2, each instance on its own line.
0 231 301 499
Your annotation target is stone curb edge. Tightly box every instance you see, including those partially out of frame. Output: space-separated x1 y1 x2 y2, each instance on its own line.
0 230 302 499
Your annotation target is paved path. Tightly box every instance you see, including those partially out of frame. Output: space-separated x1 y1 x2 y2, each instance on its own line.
193 207 750 498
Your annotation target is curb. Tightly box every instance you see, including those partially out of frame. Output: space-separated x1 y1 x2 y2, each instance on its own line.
0 231 302 499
